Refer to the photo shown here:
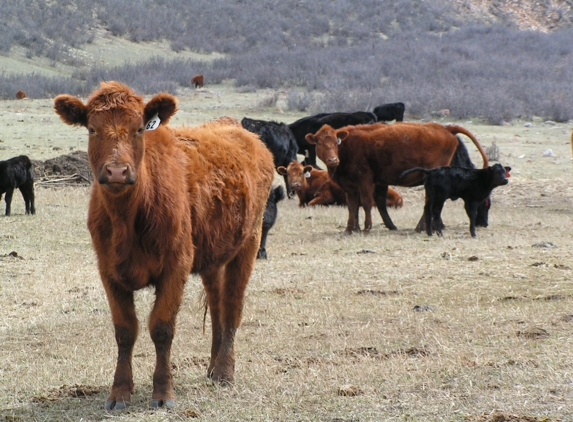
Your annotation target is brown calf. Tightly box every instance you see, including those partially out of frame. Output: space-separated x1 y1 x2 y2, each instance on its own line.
54 82 274 410
191 74 204 88
277 160 403 209
306 122 487 234
277 161 346 206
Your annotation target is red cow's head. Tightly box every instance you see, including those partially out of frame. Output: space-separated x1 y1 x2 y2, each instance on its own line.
54 81 177 195
305 124 348 168
277 161 314 191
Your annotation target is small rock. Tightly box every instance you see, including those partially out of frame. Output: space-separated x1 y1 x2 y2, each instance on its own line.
532 242 557 248
413 305 434 312
524 122 533 127
542 149 556 157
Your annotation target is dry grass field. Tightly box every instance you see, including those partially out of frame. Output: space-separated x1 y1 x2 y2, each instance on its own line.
0 85 572 421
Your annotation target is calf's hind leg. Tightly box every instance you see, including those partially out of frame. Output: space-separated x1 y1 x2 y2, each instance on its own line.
203 234 259 383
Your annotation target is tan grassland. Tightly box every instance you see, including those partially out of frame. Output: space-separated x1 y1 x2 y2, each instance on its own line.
0 84 572 421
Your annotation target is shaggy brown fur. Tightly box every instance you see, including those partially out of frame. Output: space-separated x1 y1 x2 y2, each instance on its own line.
54 81 274 410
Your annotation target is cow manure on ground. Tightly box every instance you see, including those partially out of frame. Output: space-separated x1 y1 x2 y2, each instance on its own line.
31 384 106 402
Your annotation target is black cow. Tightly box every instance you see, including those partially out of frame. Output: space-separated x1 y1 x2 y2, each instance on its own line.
258 185 286 259
400 164 510 238
0 155 35 216
242 117 298 198
373 102 405 122
288 111 377 168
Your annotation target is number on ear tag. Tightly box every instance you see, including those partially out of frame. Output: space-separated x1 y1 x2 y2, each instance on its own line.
305 171 311 178
145 113 161 131
337 138 341 145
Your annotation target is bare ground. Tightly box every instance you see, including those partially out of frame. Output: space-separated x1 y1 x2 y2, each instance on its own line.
0 88 572 421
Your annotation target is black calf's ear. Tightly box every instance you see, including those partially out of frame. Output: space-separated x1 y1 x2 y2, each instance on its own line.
504 166 511 177
54 95 88 127
144 93 178 127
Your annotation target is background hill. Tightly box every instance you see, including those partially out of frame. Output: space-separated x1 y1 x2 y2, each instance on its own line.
1 0 572 123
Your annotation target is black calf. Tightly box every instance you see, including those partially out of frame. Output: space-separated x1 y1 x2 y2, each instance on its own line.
257 185 286 259
401 164 510 238
0 155 35 216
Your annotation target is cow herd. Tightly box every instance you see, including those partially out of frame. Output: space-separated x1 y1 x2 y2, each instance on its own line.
0 82 512 410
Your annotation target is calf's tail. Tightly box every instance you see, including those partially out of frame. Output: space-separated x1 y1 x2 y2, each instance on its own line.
399 167 430 180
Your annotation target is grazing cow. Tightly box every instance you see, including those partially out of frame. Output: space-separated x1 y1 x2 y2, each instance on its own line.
276 160 403 209
0 155 35 216
400 164 511 237
288 111 377 168
15 90 26 100
306 122 488 234
191 74 204 88
241 117 298 198
373 102 405 122
54 81 274 410
258 185 286 259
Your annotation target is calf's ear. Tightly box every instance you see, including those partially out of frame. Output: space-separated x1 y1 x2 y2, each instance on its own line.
144 93 178 126
276 166 287 175
54 95 88 127
504 166 511 177
303 165 314 174
305 133 317 144
336 130 349 142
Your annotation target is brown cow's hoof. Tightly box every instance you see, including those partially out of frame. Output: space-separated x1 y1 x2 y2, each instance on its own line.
105 399 129 411
150 399 175 409
209 368 234 384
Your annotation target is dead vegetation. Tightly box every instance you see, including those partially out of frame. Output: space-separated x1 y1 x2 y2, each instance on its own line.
0 93 572 421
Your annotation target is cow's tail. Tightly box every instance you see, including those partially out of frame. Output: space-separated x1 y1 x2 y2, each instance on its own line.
399 167 430 180
445 125 489 168
200 290 208 335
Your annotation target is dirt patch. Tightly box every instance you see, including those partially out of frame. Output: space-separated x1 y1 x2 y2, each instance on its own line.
31 384 106 403
32 150 93 185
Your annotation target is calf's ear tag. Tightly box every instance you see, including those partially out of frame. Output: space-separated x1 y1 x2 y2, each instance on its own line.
145 113 161 131
305 171 311 178
337 138 342 145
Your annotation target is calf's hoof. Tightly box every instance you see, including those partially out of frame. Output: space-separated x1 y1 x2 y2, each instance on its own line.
105 399 130 411
150 398 175 409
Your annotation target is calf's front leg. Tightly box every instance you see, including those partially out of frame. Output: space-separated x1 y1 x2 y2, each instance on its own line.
103 282 138 410
148 271 185 408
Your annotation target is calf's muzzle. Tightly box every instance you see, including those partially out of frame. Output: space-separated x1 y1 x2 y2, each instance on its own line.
99 162 135 185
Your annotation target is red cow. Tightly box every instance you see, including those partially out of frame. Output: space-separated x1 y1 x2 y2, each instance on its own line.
191 74 204 88
54 81 274 410
277 160 404 209
15 90 26 99
306 122 487 234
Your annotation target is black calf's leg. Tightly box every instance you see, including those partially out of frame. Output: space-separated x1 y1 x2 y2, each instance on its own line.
465 201 479 238
4 187 14 216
